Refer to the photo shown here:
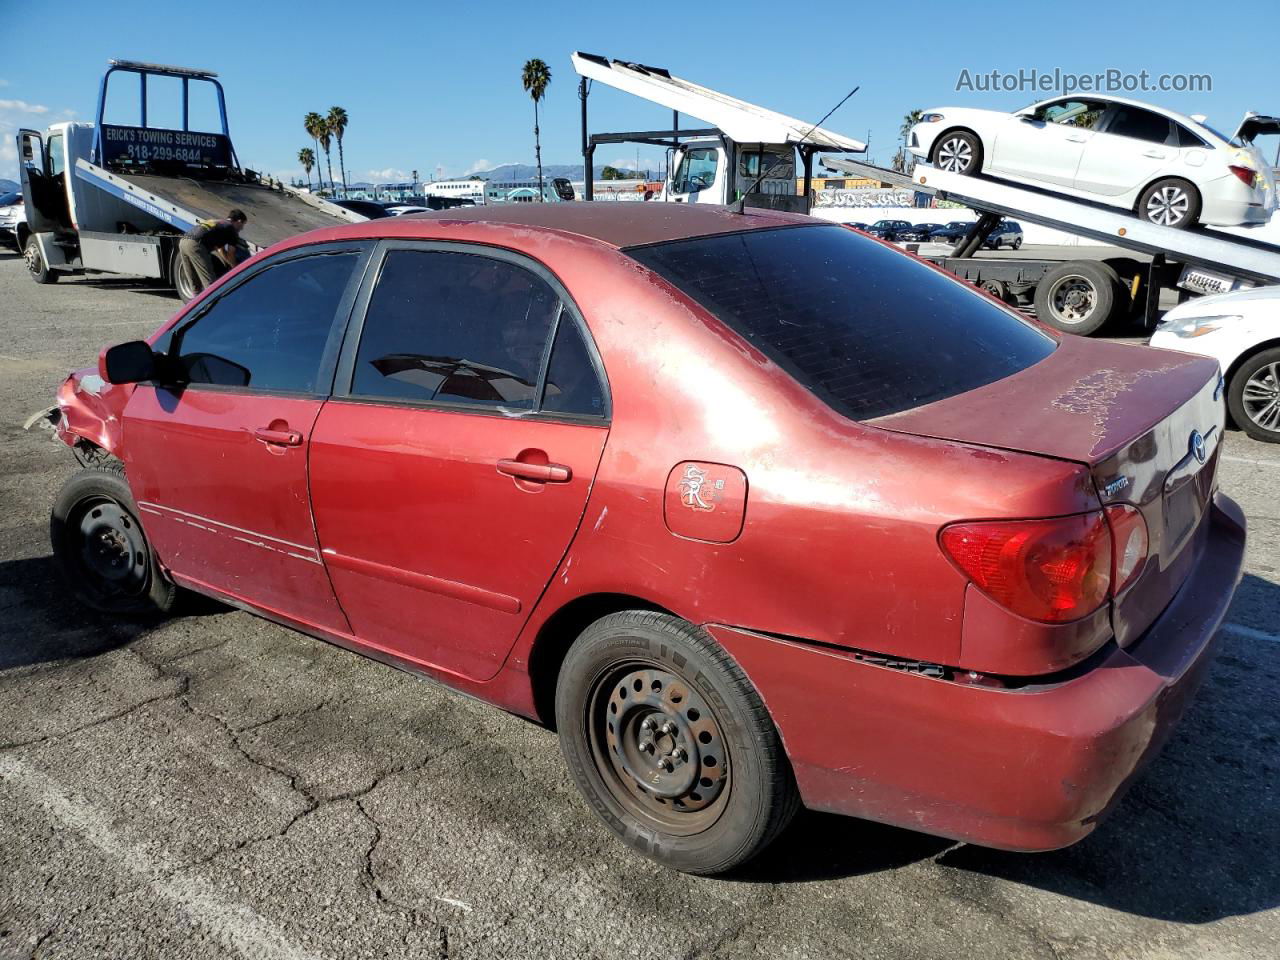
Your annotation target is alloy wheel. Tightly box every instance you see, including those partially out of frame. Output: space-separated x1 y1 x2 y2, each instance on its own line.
936 137 973 173
1242 362 1280 433
587 662 730 836
1145 186 1190 226
24 242 42 278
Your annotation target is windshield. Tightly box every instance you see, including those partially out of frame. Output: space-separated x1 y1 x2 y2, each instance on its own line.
626 225 1055 421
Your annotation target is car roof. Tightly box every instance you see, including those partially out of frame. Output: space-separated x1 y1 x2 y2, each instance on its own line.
396 202 815 248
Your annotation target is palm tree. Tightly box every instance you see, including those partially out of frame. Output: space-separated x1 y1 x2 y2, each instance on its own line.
899 109 924 174
327 106 349 196
304 112 327 192
297 147 315 192
317 121 336 198
521 58 552 200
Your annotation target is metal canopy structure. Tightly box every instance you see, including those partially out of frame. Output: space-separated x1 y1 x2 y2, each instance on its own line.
571 53 867 152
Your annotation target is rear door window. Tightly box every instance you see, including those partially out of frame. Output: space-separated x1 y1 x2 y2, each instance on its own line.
1104 106 1174 144
626 225 1055 421
349 249 604 416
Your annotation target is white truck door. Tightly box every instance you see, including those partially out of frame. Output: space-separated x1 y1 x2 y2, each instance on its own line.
667 144 726 203
17 129 65 234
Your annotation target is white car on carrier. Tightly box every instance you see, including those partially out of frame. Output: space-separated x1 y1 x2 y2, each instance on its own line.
909 96 1279 230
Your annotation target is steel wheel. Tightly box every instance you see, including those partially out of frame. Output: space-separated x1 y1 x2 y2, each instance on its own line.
1242 361 1280 433
71 496 149 605
1046 274 1098 326
1145 185 1191 226
588 662 730 836
935 135 974 173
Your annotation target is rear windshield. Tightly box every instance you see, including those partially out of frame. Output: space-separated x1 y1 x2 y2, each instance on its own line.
626 224 1055 420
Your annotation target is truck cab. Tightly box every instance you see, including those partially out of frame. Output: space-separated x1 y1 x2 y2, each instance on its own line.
664 138 797 206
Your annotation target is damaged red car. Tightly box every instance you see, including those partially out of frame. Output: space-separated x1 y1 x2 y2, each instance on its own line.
47 204 1245 874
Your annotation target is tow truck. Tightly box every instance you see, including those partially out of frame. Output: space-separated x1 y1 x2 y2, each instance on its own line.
574 51 1280 335
819 156 1280 334
16 59 360 300
572 52 866 212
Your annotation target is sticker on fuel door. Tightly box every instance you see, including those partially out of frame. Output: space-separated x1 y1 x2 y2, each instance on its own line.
664 462 747 543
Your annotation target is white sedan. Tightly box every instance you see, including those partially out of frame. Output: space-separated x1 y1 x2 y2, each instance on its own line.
1150 286 1280 442
909 96 1278 229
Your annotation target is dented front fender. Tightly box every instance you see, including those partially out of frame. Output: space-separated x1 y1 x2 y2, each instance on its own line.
52 365 136 458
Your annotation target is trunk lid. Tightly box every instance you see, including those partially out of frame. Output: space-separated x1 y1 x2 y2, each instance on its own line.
1232 113 1280 209
875 336 1224 647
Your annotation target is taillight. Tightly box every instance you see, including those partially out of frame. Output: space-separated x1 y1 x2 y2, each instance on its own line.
940 513 1111 623
1228 164 1258 188
1105 503 1148 595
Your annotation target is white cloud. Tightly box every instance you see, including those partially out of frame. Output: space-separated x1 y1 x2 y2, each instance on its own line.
463 158 492 175
0 99 49 114
366 167 409 181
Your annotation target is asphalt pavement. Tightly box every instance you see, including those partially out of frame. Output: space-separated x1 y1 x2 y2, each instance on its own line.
0 248 1277 960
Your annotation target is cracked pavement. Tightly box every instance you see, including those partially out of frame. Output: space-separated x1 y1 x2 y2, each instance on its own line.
0 253 1277 959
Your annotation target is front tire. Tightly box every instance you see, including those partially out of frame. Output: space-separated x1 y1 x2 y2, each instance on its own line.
51 464 178 615
25 237 58 284
1228 347 1280 443
556 611 798 875
931 130 982 175
1138 178 1201 229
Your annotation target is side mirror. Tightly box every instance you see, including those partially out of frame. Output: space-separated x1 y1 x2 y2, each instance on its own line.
1018 114 1038 124
101 340 157 384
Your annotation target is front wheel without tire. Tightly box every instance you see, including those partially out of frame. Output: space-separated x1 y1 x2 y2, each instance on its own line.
1228 347 1280 443
25 237 58 283
50 464 178 615
556 611 798 875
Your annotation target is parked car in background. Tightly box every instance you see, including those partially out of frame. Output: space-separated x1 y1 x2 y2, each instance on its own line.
983 220 1024 250
864 218 912 241
45 204 1242 875
909 96 1280 229
387 197 479 215
385 205 431 216
1151 286 1280 442
898 222 944 242
0 190 25 250
847 221 868 231
930 220 976 242
331 199 391 219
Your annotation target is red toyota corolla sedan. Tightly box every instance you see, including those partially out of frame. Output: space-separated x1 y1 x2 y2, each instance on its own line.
47 204 1244 874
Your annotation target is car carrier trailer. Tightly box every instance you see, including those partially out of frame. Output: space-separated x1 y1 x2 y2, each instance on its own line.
16 59 360 300
824 156 1280 334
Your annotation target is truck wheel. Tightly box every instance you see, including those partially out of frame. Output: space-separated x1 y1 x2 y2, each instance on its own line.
931 130 982 175
1138 178 1201 229
1034 261 1126 336
170 248 199 303
24 237 58 284
556 611 799 875
1228 347 1280 443
50 464 178 615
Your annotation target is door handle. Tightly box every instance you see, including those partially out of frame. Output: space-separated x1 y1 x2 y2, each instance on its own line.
497 459 572 483
1065 134 1087 143
1143 150 1167 159
254 426 303 446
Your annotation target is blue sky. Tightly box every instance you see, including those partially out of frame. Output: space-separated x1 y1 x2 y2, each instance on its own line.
2 0 1270 185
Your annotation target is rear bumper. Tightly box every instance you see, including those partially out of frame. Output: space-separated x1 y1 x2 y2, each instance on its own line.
710 492 1246 852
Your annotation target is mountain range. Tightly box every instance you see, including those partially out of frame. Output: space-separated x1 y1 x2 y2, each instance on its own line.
0 179 19 194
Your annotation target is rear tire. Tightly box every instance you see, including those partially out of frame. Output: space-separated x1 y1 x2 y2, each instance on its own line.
930 130 982 175
171 247 199 303
1034 260 1126 336
1228 347 1280 443
24 237 58 284
51 464 178 615
1138 178 1201 229
556 611 798 875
